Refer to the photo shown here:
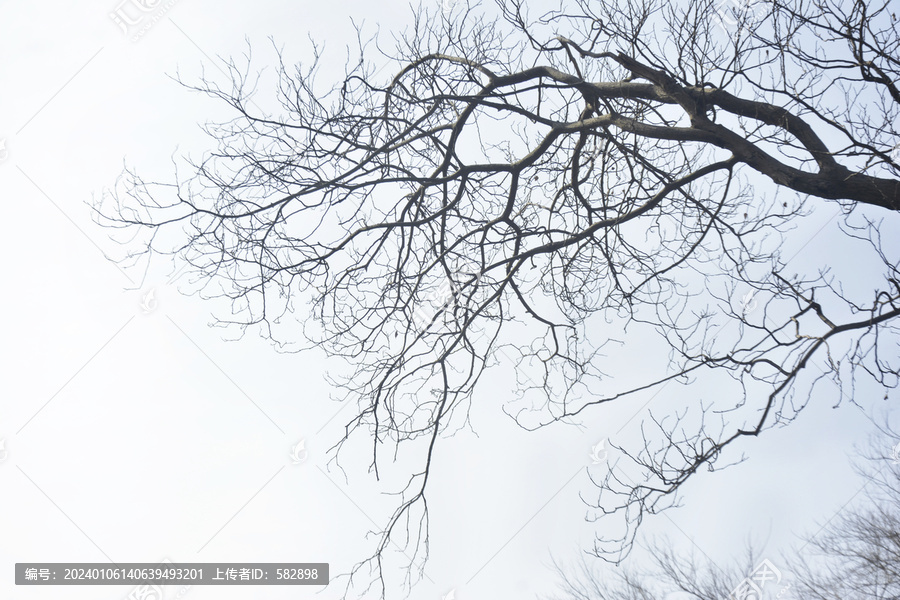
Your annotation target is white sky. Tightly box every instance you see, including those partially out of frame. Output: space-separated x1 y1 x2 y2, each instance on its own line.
0 1 893 599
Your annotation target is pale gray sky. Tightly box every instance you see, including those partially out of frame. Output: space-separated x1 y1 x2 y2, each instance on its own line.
0 2 891 599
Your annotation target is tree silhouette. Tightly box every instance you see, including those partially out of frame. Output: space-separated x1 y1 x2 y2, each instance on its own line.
97 0 900 595
549 431 900 600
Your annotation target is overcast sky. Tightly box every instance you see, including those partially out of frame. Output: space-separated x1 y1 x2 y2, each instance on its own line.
0 1 893 599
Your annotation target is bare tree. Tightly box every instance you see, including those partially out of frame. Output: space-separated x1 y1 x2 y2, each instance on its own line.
549 432 900 600
547 539 770 600
786 431 900 600
97 0 900 595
